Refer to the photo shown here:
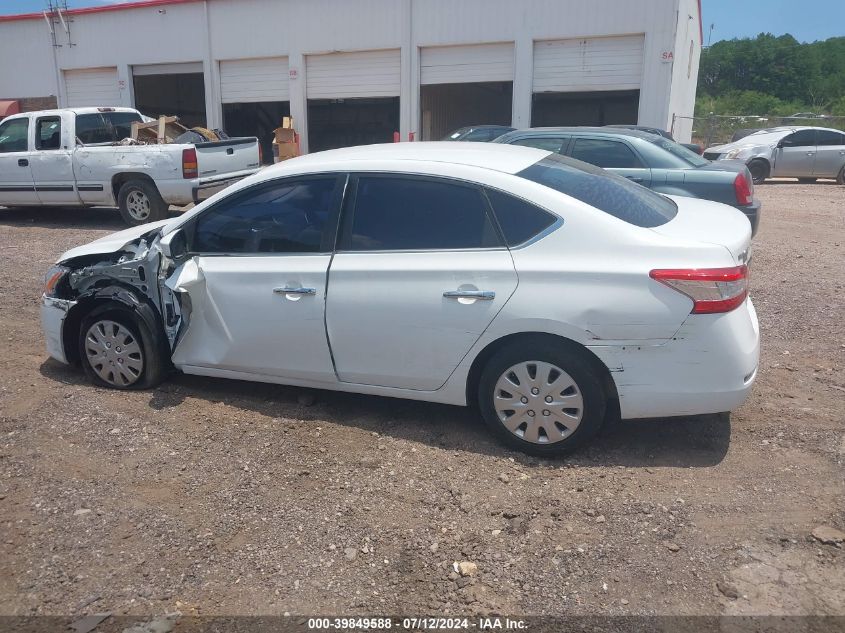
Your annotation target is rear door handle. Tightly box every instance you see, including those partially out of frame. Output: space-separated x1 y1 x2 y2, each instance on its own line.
443 290 495 300
18 159 28 167
273 286 316 295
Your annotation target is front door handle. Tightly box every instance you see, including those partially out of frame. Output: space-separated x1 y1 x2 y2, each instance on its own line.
18 159 28 167
273 286 316 295
443 290 495 300
625 176 643 182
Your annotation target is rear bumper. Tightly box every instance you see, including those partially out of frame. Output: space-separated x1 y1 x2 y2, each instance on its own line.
590 298 760 420
734 197 761 236
41 296 75 365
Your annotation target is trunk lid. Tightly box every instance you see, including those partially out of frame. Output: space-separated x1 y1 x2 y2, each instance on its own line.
689 158 748 174
194 137 261 180
651 196 752 265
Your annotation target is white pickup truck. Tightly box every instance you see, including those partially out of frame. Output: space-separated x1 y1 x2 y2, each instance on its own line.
0 107 261 225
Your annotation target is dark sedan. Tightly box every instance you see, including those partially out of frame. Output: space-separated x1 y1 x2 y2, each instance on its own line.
494 127 761 235
443 125 515 142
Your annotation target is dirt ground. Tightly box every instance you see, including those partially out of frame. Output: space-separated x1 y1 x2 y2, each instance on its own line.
0 182 843 623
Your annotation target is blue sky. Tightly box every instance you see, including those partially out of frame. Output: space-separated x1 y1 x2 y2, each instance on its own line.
1 0 843 43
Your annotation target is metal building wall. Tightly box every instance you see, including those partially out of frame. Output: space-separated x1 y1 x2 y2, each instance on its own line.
0 0 699 147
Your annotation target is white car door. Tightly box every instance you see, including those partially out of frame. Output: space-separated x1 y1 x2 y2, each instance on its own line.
0 116 39 206
169 175 345 382
29 114 79 205
325 174 518 391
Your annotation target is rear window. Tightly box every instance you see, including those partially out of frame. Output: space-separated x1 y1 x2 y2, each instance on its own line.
516 154 677 228
648 137 709 167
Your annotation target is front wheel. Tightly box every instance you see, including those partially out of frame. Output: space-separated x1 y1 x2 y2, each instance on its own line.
477 341 606 457
117 179 168 226
79 307 167 390
747 159 770 185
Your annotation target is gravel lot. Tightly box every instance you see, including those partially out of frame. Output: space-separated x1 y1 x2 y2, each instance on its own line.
1 182 843 622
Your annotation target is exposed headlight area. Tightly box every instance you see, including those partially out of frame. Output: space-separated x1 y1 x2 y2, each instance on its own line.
43 265 71 298
725 147 752 160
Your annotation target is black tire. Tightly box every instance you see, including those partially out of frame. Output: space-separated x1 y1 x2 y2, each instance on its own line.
797 177 817 184
837 166 845 186
78 305 167 390
747 159 770 185
477 341 607 457
117 179 168 226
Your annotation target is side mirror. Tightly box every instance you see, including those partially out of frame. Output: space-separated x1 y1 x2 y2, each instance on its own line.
159 228 187 259
776 141 785 149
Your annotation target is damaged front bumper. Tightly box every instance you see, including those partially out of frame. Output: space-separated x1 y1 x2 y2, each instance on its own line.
41 296 76 364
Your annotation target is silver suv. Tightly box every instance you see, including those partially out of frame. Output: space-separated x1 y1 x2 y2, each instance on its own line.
704 127 845 185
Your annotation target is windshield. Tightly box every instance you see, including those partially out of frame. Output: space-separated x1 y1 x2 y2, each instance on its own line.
517 154 677 228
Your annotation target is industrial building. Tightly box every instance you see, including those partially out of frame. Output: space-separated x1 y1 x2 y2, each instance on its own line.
0 0 702 160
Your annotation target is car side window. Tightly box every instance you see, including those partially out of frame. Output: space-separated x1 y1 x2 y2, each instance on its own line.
35 117 62 150
780 130 816 148
510 137 567 153
75 114 113 144
192 177 339 254
485 188 558 246
103 112 142 141
570 138 643 169
816 130 845 146
0 118 29 153
341 176 501 251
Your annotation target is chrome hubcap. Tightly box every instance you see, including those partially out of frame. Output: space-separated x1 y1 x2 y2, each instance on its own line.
125 190 151 221
85 320 144 387
493 361 584 444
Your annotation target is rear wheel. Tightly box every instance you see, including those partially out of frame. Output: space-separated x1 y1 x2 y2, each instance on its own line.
477 341 606 457
747 159 770 185
837 165 845 185
117 179 168 226
78 307 166 390
797 177 817 184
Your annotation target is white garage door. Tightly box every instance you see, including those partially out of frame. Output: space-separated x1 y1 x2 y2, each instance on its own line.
64 67 120 107
533 35 644 92
306 49 400 99
220 57 290 103
420 43 514 85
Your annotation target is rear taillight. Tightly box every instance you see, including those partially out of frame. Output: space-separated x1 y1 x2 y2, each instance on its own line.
182 147 198 179
650 266 748 314
734 171 753 206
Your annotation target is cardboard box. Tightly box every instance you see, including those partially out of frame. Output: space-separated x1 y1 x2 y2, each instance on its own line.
272 116 298 162
273 139 298 163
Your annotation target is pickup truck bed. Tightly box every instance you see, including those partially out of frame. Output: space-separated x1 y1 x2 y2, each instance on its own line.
0 106 261 225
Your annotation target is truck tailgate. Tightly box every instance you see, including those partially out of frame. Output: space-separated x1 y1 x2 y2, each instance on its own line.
195 137 260 181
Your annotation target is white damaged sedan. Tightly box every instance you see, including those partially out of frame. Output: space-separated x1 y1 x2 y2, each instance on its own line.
41 143 759 456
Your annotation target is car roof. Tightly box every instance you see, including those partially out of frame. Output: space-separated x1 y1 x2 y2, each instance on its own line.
263 142 550 176
502 127 660 141
4 106 140 118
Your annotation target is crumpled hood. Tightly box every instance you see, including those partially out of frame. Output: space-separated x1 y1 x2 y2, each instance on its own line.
57 219 169 263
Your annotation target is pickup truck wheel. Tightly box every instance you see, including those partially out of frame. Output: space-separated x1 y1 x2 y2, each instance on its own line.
118 180 167 226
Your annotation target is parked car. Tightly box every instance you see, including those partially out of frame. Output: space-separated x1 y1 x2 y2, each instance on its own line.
495 127 761 235
41 143 758 457
704 126 845 185
443 125 515 142
782 112 830 124
0 107 261 226
604 124 703 154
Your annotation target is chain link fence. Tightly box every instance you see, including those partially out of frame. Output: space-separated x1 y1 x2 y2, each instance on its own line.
672 114 845 148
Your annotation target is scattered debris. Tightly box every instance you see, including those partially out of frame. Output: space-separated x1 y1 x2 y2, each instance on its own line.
454 561 478 577
811 526 845 546
68 613 110 633
717 580 740 600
